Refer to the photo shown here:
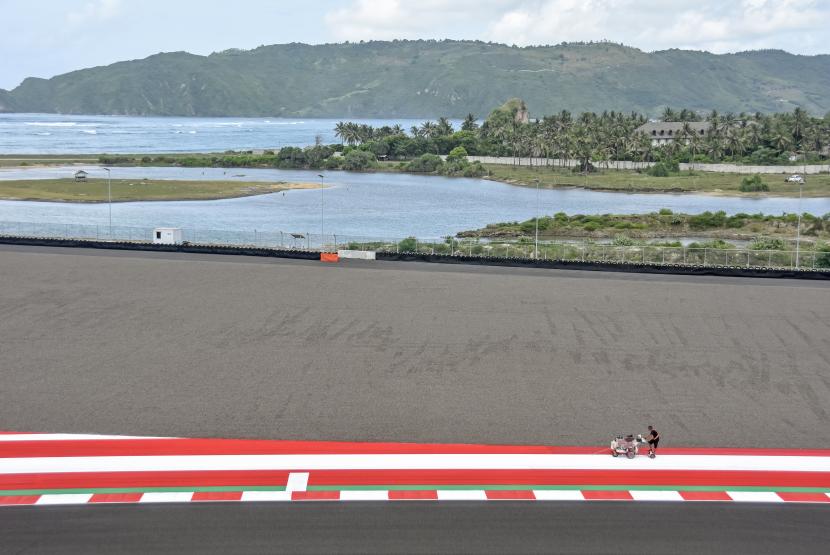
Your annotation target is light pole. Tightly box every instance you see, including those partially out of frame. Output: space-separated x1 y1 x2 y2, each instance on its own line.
795 170 805 268
318 174 325 251
534 178 540 259
103 168 112 238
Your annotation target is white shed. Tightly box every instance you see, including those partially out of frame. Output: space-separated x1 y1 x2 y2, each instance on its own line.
153 227 183 245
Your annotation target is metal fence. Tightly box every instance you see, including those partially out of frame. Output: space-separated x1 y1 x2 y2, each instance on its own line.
1 220 827 270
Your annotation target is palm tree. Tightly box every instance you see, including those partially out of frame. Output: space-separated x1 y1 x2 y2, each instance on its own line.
727 129 748 159
679 108 696 122
357 124 374 144
340 122 359 146
705 138 723 162
334 121 347 145
436 117 454 136
708 110 721 136
420 121 438 138
530 128 548 165
461 114 478 132
687 132 702 160
572 125 594 174
770 128 792 153
722 112 738 136
792 107 808 149
636 133 654 164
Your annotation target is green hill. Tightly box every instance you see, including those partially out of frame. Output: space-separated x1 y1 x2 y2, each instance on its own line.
2 41 829 117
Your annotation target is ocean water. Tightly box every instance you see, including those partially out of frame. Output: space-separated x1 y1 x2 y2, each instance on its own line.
0 113 456 154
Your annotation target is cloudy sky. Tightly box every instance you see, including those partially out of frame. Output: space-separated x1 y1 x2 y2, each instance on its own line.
1 0 828 89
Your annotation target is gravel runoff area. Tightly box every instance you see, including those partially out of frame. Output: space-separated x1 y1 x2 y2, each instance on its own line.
1 245 828 448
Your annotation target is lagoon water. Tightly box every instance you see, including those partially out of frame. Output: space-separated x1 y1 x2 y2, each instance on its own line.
2 113 827 238
1 166 827 239
0 113 456 155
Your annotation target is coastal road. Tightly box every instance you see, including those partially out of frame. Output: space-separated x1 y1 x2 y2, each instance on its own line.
2 502 829 554
1 244 828 447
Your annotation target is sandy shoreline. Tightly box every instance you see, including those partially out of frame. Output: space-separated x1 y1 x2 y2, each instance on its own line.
0 180 321 203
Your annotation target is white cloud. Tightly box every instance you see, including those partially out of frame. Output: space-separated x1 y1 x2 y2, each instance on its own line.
487 0 622 46
324 0 830 53
647 0 827 51
66 0 123 26
324 0 511 41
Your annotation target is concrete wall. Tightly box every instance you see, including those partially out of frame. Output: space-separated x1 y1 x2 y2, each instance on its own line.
467 157 652 170
338 250 377 260
466 156 830 174
680 163 830 175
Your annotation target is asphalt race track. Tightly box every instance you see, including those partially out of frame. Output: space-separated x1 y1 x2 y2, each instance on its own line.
1 244 829 447
2 502 829 554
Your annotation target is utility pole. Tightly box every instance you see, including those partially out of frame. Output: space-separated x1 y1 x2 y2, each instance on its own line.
795 162 805 268
534 179 540 259
104 168 112 238
318 174 325 251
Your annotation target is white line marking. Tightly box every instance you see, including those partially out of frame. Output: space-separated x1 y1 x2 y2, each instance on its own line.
532 490 585 501
241 491 292 502
630 490 685 501
437 490 488 501
35 494 93 505
0 434 172 442
139 492 194 503
285 472 309 492
3 453 828 475
339 490 389 501
727 491 785 503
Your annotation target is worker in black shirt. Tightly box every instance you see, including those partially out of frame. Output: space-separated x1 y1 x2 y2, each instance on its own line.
646 426 660 458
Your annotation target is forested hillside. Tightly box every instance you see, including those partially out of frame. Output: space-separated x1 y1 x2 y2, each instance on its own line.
2 41 829 117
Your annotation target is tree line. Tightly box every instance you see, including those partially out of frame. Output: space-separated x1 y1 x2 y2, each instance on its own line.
334 101 830 170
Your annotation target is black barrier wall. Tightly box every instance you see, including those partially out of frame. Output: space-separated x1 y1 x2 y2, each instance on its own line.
1 236 828 280
0 236 321 261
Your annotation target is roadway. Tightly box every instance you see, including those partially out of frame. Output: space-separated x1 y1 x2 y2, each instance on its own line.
1 502 829 554
1 244 828 447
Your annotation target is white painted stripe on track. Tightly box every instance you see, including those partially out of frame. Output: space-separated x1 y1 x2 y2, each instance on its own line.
630 490 685 501
35 494 93 505
339 490 389 501
285 472 309 492
240 491 292 502
3 453 829 475
0 434 173 442
727 491 785 503
437 490 488 500
139 492 193 503
532 490 585 501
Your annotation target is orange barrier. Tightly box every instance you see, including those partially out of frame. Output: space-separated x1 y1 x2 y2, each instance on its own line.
320 253 340 263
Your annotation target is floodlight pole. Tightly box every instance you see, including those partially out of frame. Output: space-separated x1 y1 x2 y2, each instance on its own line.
104 168 112 238
796 166 804 269
318 174 325 251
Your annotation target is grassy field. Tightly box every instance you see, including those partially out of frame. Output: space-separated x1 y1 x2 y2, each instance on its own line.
0 155 102 168
484 164 830 197
0 178 318 202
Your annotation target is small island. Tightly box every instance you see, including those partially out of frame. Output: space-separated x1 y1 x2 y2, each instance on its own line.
458 209 830 248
